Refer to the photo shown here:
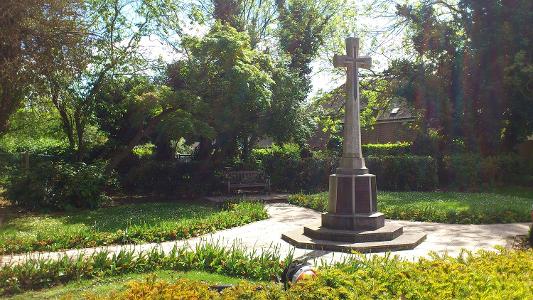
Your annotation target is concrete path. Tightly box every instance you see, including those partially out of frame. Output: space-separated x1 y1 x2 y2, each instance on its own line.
1 203 530 266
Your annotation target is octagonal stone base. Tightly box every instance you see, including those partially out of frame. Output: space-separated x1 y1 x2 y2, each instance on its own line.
282 226 426 253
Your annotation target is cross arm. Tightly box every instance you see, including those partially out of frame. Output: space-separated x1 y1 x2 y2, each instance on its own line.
356 56 372 69
333 54 353 68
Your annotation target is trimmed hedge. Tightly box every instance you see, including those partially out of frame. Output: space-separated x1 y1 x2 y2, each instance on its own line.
120 160 221 196
442 153 531 189
367 155 438 191
362 142 412 156
254 150 437 192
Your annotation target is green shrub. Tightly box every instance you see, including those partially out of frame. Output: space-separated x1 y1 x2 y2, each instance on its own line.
366 155 438 191
0 242 294 296
442 153 530 190
362 142 412 156
7 161 115 211
252 144 435 192
91 249 533 300
120 160 221 196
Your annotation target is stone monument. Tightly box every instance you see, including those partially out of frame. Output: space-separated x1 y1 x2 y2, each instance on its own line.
282 37 426 253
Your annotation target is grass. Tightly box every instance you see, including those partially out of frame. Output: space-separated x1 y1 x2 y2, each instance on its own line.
3 270 246 299
288 190 533 224
0 201 268 254
0 242 291 296
62 249 533 300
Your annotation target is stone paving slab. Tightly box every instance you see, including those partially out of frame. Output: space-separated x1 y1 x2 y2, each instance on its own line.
1 203 530 266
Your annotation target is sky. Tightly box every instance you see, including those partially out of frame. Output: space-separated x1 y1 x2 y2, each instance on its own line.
136 0 409 97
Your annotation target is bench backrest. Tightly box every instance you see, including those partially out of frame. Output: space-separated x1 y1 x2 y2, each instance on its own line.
225 171 265 183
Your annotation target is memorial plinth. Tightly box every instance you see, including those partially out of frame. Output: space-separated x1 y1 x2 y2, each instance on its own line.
282 37 426 253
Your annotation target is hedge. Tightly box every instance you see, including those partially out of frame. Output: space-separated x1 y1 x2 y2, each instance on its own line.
442 153 531 189
366 156 438 191
254 152 437 192
362 142 412 156
119 160 222 196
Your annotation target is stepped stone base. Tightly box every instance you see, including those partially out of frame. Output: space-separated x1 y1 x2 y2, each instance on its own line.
304 223 403 243
282 227 426 253
322 212 385 230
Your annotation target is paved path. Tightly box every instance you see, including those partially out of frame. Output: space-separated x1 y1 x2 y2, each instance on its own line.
1 204 530 266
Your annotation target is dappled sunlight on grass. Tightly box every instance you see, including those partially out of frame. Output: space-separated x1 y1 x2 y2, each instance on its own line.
289 190 533 224
0 202 267 254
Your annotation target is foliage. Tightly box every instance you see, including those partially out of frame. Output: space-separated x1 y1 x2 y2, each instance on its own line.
367 155 438 191
288 191 533 224
6 161 114 211
0 0 86 134
392 0 533 154
56 249 533 299
0 108 69 155
252 145 436 192
167 23 273 163
362 142 412 156
46 0 155 159
119 160 221 196
0 201 267 255
289 249 533 299
8 270 246 299
442 153 531 190
0 242 293 296
252 144 333 192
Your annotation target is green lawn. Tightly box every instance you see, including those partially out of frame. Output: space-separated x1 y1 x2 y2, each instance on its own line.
3 270 247 299
0 201 267 254
288 190 533 224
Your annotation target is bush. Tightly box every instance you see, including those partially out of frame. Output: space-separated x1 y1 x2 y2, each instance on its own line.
95 249 532 300
442 153 530 190
7 161 114 211
120 160 221 197
366 156 438 191
0 242 293 296
362 142 412 156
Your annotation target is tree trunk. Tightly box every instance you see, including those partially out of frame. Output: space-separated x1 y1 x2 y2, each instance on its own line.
105 110 171 174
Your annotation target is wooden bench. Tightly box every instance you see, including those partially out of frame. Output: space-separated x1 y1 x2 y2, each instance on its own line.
224 171 271 194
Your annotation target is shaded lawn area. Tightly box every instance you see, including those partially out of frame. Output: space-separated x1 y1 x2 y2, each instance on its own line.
288 189 533 224
4 270 248 300
0 201 267 255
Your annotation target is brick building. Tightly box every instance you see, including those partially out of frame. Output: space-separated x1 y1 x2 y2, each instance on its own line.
308 94 417 149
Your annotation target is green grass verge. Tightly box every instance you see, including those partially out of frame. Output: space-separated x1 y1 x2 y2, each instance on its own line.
288 190 533 224
0 201 267 255
3 270 246 299
0 242 291 296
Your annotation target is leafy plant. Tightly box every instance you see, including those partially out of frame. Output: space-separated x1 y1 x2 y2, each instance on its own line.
6 160 115 211
0 242 294 296
0 201 267 255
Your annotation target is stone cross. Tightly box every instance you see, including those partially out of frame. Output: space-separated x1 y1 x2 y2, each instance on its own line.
333 37 372 174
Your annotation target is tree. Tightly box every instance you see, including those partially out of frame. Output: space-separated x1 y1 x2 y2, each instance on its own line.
167 23 273 163
394 0 532 154
47 0 153 160
0 0 86 135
